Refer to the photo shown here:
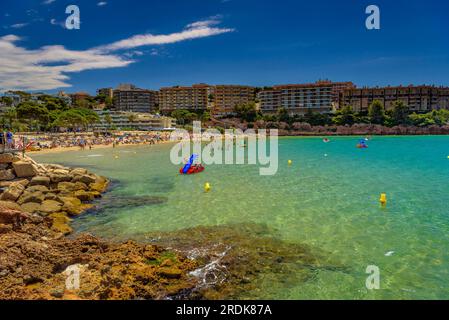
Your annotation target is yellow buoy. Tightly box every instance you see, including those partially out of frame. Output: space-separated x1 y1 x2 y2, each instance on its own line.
204 182 211 193
114 155 119 159
380 193 387 206
288 160 292 166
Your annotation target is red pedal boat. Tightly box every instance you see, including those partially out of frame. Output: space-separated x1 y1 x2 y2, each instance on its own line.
179 164 205 175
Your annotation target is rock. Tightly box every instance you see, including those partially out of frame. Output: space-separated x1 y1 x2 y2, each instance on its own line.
20 202 41 214
0 169 16 181
12 161 38 178
0 182 25 201
26 185 49 193
44 193 63 203
0 153 18 164
74 182 88 191
89 181 109 193
49 212 72 235
0 163 9 170
17 191 45 205
0 207 29 226
73 190 95 202
157 267 182 279
57 182 77 192
71 168 88 175
39 200 63 215
49 173 72 183
72 174 96 185
60 196 83 216
0 223 12 234
29 176 51 187
0 201 22 211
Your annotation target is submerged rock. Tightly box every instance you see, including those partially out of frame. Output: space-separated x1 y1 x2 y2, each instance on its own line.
146 223 349 300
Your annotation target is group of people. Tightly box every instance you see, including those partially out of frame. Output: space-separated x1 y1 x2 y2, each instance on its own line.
16 132 172 152
0 131 15 151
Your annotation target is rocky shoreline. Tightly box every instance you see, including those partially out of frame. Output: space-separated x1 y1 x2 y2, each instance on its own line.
0 153 199 300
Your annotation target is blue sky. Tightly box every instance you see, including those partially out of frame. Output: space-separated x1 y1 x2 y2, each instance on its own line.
0 0 448 94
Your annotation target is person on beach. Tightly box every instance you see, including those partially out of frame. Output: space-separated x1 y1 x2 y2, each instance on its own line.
0 131 5 152
6 131 13 150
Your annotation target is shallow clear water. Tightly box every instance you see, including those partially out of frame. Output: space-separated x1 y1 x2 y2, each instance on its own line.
33 136 449 300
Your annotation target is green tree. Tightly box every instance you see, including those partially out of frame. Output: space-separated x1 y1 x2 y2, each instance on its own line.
104 113 113 129
332 106 357 125
391 100 410 125
368 100 386 124
234 102 258 122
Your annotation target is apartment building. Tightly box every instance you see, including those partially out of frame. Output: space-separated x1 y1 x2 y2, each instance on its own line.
97 87 114 99
94 111 175 131
212 85 256 117
159 84 212 113
338 85 449 112
258 80 355 115
113 84 158 113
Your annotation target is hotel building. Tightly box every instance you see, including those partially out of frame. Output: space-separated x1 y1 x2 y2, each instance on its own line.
113 84 158 113
338 85 449 112
258 80 355 115
93 111 175 131
159 84 212 113
212 85 256 117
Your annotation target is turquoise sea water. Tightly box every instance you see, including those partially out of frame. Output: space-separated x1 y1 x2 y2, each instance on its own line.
32 136 449 300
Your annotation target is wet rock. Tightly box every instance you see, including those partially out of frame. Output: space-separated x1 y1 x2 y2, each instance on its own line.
12 161 38 178
158 267 182 279
60 196 84 216
147 223 349 300
73 190 95 202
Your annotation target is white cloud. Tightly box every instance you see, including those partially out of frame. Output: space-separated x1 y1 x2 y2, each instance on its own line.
97 2 108 6
42 0 56 4
96 18 233 52
0 18 234 91
10 23 29 29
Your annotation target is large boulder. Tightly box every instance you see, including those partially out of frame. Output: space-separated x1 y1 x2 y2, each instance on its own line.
29 176 51 187
0 182 25 201
49 212 73 235
0 169 16 181
12 161 38 178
